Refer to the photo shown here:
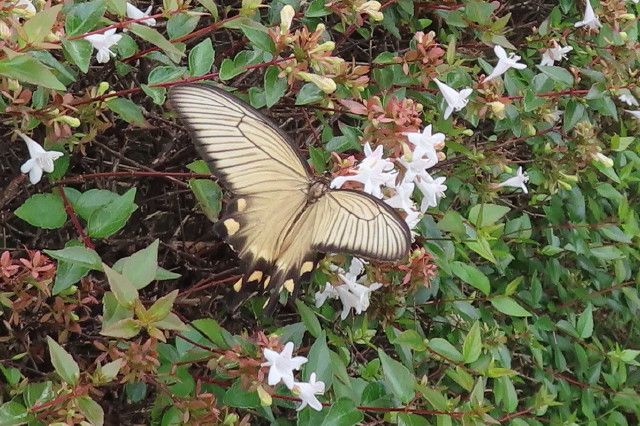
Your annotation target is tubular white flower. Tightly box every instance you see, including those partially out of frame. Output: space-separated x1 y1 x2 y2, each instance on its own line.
18 133 64 185
625 109 640 120
331 143 397 198
126 3 156 26
292 373 325 411
433 78 472 119
498 166 529 194
262 342 307 389
483 45 527 83
540 41 573 66
618 90 639 107
85 28 123 64
404 125 444 161
13 0 35 16
385 181 416 215
574 0 601 30
416 174 447 212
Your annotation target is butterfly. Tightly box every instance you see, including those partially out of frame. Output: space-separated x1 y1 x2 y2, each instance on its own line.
169 84 410 310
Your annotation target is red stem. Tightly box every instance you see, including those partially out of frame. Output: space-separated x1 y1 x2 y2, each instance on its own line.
58 186 95 249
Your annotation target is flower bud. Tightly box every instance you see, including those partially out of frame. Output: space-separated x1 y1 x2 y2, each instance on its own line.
297 72 337 94
57 115 81 127
0 21 13 40
592 152 613 168
7 79 21 91
620 14 636 21
558 180 573 190
97 82 110 96
488 101 505 119
462 129 474 136
280 5 295 35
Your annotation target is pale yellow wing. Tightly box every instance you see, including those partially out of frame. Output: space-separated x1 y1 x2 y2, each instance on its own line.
168 84 311 287
169 84 310 195
309 189 411 261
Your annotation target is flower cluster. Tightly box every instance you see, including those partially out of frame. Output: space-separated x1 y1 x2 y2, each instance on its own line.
315 258 383 319
269 6 370 97
262 342 325 411
326 0 384 26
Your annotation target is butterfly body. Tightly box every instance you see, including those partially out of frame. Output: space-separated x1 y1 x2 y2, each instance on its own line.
169 84 411 309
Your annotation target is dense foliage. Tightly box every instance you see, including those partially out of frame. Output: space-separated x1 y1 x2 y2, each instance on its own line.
1 0 640 424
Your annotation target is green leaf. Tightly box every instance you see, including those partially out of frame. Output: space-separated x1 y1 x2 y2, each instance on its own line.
191 318 235 349
52 260 90 295
45 246 103 270
46 336 80 385
103 263 139 307
490 296 532 317
186 160 223 221
219 58 242 81
129 23 184 63
321 398 363 425
86 187 138 238
0 54 65 90
100 318 142 338
468 203 511 227
24 382 54 408
119 239 160 289
304 333 332 389
378 349 415 404
295 299 322 338
196 0 218 19
295 82 323 105
428 338 463 362
223 381 260 408
0 401 28 426
536 65 574 86
23 4 63 44
106 97 146 125
15 193 67 229
64 0 107 36
264 65 287 108
451 261 490 295
577 304 594 339
463 321 482 364
73 189 119 220
62 39 93 73
76 396 104 426
240 25 275 53
188 38 215 77
147 290 179 322
166 12 200 39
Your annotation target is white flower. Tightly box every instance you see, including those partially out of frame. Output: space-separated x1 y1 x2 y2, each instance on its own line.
618 90 639 107
331 143 397 198
13 0 35 16
85 28 123 64
483 45 527 83
315 283 339 307
385 181 415 215
126 3 156 26
262 342 307 389
498 166 529 193
317 258 382 319
404 125 444 162
575 0 601 30
19 133 63 185
433 78 472 119
416 174 447 212
625 109 640 119
540 41 573 66
404 210 422 230
292 373 325 411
